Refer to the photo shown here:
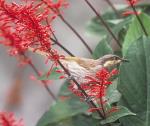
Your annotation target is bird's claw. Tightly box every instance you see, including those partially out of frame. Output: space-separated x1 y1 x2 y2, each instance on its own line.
84 96 94 103
67 75 74 80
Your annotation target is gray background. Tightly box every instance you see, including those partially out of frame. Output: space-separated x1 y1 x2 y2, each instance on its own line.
0 0 149 126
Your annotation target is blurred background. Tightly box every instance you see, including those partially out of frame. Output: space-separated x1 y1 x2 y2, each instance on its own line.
0 0 149 126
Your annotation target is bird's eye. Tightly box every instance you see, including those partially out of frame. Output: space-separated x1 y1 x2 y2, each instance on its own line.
114 56 119 60
113 57 117 60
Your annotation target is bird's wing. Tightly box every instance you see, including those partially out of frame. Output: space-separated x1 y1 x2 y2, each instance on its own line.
64 56 97 70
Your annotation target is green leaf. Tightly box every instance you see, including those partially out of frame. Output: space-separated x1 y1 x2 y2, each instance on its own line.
86 17 115 37
58 81 72 96
48 115 100 126
86 17 131 38
111 123 121 126
106 80 121 105
100 106 136 125
85 4 133 37
92 37 113 59
114 50 122 57
118 37 150 126
137 4 150 15
86 4 150 42
36 98 88 126
38 67 63 80
123 13 150 54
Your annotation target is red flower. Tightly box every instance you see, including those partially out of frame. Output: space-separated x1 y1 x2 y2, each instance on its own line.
46 49 65 63
0 112 24 126
0 0 67 55
122 10 141 16
127 0 138 5
41 0 68 15
59 96 70 101
88 107 102 112
68 68 119 114
0 0 66 71
0 0 52 55
68 82 84 97
0 24 28 56
69 68 118 100
106 107 119 116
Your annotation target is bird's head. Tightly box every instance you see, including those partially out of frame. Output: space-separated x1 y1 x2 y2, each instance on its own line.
97 54 128 67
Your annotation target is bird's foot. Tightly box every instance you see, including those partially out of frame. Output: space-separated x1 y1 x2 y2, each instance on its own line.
84 96 94 103
67 75 75 81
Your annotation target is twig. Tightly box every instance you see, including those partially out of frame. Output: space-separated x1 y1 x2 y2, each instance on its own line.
105 0 120 17
128 0 148 36
58 14 93 54
84 0 122 48
57 60 104 119
50 37 74 57
23 54 57 101
41 0 93 54
29 47 105 119
45 18 75 57
99 84 106 118
41 0 109 119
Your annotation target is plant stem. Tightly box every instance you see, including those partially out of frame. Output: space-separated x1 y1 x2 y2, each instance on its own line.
46 18 75 57
23 54 57 101
41 0 93 54
41 44 104 118
48 27 104 118
105 0 120 17
50 38 74 57
33 31 104 118
51 33 75 57
99 84 106 118
57 60 104 119
58 14 93 54
41 0 109 120
129 1 148 36
84 0 122 48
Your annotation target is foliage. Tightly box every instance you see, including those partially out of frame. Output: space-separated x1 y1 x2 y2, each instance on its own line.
39 67 64 80
37 2 150 126
1 0 150 126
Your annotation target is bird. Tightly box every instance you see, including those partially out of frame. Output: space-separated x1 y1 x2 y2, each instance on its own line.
60 54 128 83
28 47 128 81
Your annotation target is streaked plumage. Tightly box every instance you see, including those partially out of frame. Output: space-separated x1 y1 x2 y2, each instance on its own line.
60 54 128 83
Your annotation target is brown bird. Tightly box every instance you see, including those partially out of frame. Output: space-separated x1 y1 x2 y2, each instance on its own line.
28 48 128 81
60 54 128 82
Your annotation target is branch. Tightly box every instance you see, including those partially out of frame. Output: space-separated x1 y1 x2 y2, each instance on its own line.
84 0 122 48
23 54 57 101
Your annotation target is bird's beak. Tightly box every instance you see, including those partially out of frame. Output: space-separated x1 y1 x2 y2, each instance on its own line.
121 58 129 62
